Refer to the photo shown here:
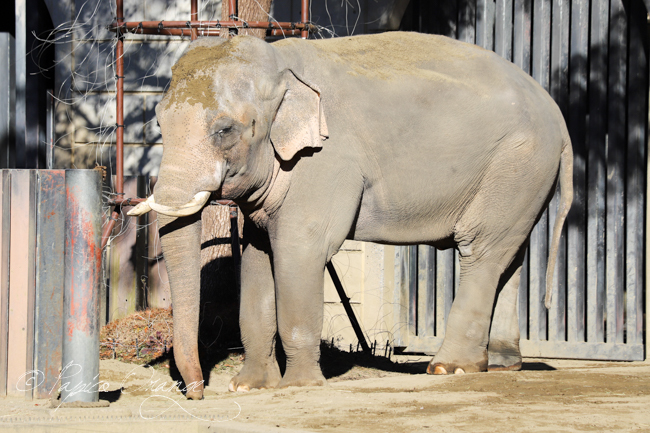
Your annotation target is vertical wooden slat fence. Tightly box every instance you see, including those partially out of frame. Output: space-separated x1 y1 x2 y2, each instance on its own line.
396 0 647 361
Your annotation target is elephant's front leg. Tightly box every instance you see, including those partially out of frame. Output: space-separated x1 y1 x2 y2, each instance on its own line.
229 224 282 392
273 243 327 388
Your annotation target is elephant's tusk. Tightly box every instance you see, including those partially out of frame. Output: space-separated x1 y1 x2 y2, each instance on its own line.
127 195 154 216
126 191 212 217
149 191 212 217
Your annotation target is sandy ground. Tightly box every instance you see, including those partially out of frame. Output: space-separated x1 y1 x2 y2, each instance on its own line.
0 356 649 432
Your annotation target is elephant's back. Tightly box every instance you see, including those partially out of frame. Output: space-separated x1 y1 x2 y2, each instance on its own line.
275 32 519 88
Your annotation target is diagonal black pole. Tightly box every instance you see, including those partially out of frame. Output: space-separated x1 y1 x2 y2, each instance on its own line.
326 261 371 353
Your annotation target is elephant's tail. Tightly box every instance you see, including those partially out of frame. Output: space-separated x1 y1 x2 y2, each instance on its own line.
545 142 574 309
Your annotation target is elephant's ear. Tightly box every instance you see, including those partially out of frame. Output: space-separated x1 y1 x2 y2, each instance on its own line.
270 70 328 161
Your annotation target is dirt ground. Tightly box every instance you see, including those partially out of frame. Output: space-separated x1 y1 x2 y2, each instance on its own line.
0 351 649 433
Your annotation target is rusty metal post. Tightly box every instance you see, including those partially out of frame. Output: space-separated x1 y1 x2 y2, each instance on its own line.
61 170 102 403
115 0 124 196
229 0 237 19
191 0 198 40
33 170 65 399
301 0 309 38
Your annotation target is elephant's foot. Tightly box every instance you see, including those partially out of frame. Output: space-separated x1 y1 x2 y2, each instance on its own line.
277 367 326 388
487 341 522 372
185 387 204 400
426 347 488 375
229 361 282 392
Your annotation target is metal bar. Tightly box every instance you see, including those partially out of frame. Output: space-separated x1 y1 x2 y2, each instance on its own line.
417 245 435 337
7 170 36 399
191 0 198 40
626 2 646 348
519 339 644 361
548 0 570 343
529 0 551 342
407 245 417 336
513 0 531 342
326 262 370 353
476 0 495 50
513 0 531 74
566 0 588 344
136 176 148 311
0 171 10 396
15 0 26 168
45 91 54 170
436 249 454 337
406 337 639 361
101 211 119 249
115 0 124 196
301 0 309 39
457 0 476 45
518 250 529 340
0 34 15 169
586 0 608 344
393 246 409 346
61 170 102 403
112 20 313 31
33 170 65 399
229 205 241 293
229 0 237 19
606 0 627 345
495 0 513 61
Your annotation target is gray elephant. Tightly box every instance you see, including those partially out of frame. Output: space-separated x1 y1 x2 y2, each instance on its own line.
129 31 573 399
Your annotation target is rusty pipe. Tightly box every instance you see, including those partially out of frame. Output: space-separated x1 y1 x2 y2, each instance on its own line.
115 0 124 196
301 0 309 38
190 0 198 40
228 0 237 19
110 21 311 30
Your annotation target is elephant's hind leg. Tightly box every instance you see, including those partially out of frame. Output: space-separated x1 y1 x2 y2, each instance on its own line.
427 228 527 375
487 244 526 372
229 224 282 392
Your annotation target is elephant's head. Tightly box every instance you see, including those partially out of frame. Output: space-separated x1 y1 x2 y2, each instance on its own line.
130 35 328 217
127 36 327 399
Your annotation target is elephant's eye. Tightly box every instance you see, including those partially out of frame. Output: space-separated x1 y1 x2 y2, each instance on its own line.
215 127 232 136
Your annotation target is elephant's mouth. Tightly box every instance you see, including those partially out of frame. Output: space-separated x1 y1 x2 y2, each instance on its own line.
127 191 212 217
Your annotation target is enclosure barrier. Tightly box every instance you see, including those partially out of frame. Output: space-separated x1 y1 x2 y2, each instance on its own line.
0 169 102 400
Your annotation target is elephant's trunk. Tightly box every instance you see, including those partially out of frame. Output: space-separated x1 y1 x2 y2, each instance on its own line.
157 212 205 400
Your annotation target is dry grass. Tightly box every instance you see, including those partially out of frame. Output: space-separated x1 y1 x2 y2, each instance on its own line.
100 308 174 364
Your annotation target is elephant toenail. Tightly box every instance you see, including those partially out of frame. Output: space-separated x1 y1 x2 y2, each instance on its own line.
454 368 465 375
433 365 447 375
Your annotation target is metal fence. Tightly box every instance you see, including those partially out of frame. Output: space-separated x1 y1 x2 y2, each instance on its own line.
395 0 647 361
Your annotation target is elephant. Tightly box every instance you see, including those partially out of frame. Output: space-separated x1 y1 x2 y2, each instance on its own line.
129 31 573 399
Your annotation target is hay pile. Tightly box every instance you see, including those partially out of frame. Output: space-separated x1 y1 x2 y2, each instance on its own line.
100 308 173 364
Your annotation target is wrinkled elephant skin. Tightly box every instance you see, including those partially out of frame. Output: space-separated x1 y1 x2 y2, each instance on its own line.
145 32 573 397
